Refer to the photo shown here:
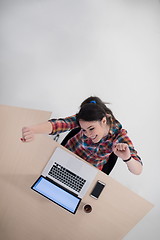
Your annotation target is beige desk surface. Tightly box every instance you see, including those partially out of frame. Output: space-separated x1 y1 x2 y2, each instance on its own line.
0 105 153 240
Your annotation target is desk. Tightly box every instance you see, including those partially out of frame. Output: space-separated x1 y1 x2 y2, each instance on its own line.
0 105 153 240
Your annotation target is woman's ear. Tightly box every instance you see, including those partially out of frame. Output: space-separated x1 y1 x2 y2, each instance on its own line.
101 117 107 125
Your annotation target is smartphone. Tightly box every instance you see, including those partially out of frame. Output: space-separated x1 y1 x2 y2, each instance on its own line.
90 180 106 199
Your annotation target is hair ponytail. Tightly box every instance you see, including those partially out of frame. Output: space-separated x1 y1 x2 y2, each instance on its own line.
76 96 117 125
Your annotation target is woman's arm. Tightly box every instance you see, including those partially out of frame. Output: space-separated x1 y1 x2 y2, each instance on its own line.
113 143 143 175
125 158 143 175
21 115 78 142
21 121 52 142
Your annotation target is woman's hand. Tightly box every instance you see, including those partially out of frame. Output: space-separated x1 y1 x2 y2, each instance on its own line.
21 121 53 142
113 142 143 175
113 143 131 160
21 127 34 142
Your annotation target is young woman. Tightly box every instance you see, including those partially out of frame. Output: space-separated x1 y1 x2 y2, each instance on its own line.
21 96 143 175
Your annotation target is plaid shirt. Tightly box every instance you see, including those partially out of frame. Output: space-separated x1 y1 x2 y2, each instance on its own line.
49 115 142 170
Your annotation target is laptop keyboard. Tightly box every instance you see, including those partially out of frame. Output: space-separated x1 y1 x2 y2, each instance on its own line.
48 162 86 192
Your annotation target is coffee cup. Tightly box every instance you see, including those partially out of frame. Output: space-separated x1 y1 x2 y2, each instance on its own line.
83 204 92 213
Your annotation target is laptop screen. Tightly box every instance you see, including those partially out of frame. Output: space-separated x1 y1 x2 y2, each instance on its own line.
31 176 81 214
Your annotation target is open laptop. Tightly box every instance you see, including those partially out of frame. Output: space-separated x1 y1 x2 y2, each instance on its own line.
31 146 98 214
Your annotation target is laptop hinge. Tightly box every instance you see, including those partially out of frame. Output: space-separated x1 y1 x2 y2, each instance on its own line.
45 176 78 197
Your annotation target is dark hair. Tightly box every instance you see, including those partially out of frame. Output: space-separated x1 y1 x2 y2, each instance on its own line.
76 96 116 125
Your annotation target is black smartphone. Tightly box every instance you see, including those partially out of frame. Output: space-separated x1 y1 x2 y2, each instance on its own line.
90 180 106 199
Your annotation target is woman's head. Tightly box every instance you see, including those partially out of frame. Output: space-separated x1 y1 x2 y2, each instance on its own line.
76 96 116 143
76 96 116 124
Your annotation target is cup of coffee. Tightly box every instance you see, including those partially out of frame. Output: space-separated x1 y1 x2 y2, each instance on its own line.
83 204 92 213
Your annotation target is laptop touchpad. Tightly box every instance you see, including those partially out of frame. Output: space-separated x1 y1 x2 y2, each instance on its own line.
66 158 83 172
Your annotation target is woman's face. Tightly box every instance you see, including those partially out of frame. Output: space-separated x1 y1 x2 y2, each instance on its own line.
79 117 109 143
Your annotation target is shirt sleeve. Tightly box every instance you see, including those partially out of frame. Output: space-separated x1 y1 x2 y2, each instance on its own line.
48 115 79 135
115 129 143 165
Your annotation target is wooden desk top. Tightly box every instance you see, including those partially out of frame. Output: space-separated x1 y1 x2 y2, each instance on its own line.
0 105 154 240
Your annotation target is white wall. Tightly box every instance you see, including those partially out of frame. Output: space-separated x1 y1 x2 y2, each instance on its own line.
0 0 160 239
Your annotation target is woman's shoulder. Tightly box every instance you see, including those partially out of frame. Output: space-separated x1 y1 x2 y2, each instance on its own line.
109 120 123 135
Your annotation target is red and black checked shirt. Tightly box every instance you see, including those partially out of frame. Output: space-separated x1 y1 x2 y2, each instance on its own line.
49 115 142 170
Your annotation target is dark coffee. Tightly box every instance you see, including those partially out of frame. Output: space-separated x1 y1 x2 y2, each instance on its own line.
83 204 92 213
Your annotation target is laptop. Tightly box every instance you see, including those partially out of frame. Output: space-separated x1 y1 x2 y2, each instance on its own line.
31 146 98 214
